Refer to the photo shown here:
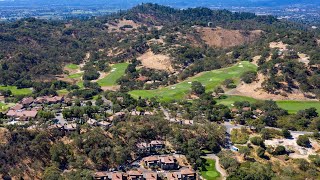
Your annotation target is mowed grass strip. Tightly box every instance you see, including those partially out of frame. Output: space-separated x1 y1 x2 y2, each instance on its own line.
65 63 79 70
216 95 320 114
68 72 83 79
200 158 220 180
97 63 129 87
129 61 257 101
277 101 320 114
0 85 32 95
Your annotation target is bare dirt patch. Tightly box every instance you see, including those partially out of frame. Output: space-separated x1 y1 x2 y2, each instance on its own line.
196 27 262 48
252 55 261 66
101 86 120 91
137 50 174 72
107 19 140 32
269 41 288 50
227 73 314 101
297 53 310 65
0 127 9 144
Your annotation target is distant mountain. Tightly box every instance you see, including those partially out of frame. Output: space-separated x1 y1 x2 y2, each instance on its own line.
1 0 320 7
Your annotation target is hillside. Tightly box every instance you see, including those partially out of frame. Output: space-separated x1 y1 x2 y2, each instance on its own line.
1 4 320 180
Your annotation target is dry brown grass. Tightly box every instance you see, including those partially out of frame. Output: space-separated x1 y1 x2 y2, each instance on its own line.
137 50 174 72
196 27 262 48
269 41 288 50
107 19 140 32
227 73 314 101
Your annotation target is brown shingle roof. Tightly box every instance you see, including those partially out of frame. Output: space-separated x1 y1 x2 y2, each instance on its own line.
7 110 38 118
143 156 159 162
180 168 195 175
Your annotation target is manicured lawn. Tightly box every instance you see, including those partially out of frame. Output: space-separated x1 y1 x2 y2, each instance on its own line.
97 63 129 87
200 158 220 180
0 103 14 112
216 95 320 114
277 101 320 114
0 85 32 95
65 63 79 70
57 89 69 96
216 95 259 107
68 72 83 79
129 61 257 101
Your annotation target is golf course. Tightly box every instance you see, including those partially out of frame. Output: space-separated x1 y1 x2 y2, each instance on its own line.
200 158 220 180
129 61 257 101
97 63 129 87
0 85 32 96
128 61 320 113
216 95 320 114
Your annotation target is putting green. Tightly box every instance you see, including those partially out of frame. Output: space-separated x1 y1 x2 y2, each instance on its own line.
65 63 79 70
97 63 129 87
200 158 220 180
129 61 257 101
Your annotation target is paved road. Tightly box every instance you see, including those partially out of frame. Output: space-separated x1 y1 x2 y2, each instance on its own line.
55 113 67 125
222 122 314 136
160 106 171 120
202 154 227 180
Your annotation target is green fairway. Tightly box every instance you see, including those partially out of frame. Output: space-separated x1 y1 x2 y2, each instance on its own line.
57 89 69 96
200 158 220 180
0 85 32 95
277 101 320 114
68 72 83 79
216 95 258 107
216 95 320 114
129 61 257 101
97 63 129 87
65 63 79 70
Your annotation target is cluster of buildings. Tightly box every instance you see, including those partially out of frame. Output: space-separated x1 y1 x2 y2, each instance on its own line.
94 168 196 180
6 96 65 121
136 140 165 153
142 155 177 170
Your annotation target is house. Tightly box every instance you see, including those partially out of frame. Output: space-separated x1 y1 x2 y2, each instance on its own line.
180 168 196 180
142 111 154 116
143 172 158 180
109 172 125 180
159 156 177 170
10 104 23 111
137 76 148 82
93 171 109 180
21 97 34 106
165 172 179 180
137 142 150 152
127 170 144 180
47 96 64 104
143 156 160 167
87 118 98 126
150 140 165 150
6 110 38 120
98 121 111 128
231 108 239 113
64 123 77 131
242 107 251 112
109 112 125 121
182 120 194 125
